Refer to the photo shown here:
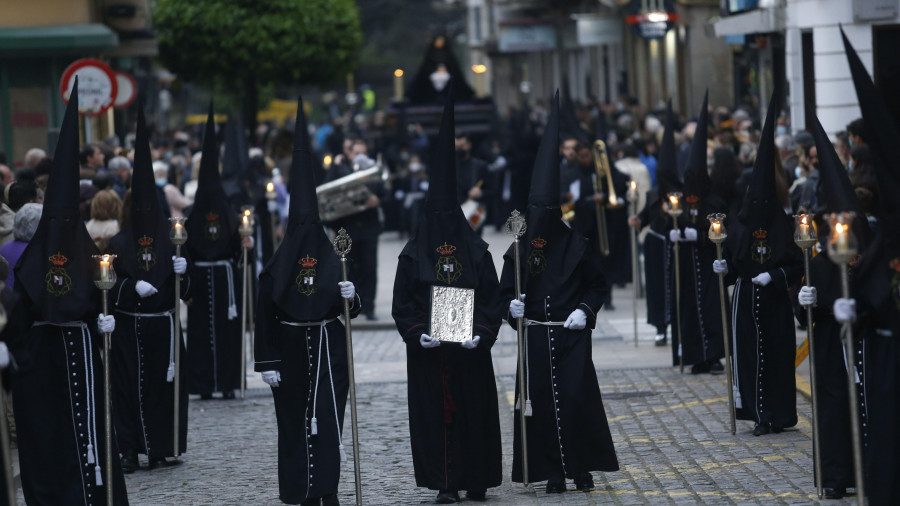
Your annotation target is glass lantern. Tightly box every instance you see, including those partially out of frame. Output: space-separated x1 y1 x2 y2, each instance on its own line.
169 216 188 246
826 212 857 264
707 213 727 244
666 191 683 218
793 213 817 250
239 205 255 237
93 253 117 291
627 180 638 204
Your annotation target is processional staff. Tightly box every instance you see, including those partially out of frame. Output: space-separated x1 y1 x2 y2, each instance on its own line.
627 181 639 347
238 207 255 400
666 192 684 373
169 217 187 458
94 254 117 506
504 210 530 485
333 228 363 506
707 214 736 435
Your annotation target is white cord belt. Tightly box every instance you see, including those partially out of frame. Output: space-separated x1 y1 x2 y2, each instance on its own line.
116 309 177 382
195 260 238 320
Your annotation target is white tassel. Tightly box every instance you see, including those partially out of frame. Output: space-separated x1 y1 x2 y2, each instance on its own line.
339 444 347 463
86 445 95 464
167 362 175 383
228 304 238 320
94 465 103 486
525 400 533 417
515 398 521 411
311 417 318 435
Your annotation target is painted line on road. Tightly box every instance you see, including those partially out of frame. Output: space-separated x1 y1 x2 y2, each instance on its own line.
616 438 807 448
606 452 806 485
606 396 727 422
582 488 818 500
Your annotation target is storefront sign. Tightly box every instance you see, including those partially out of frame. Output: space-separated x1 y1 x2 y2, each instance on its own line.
627 1 678 40
59 58 118 116
575 15 624 46
499 21 556 53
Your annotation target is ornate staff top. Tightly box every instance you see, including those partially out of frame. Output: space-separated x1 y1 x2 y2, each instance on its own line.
504 210 527 239
333 227 353 258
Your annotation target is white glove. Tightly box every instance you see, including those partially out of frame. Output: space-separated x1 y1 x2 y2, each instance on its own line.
563 309 587 330
0 342 9 370
338 281 356 299
683 227 698 242
751 272 772 286
833 298 856 323
261 370 281 387
172 256 187 275
135 280 158 298
712 259 728 275
461 335 481 349
419 333 440 348
798 286 817 307
97 314 115 334
669 229 682 242
509 294 525 319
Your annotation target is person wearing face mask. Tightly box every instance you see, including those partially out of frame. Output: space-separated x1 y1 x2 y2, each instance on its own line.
393 156 429 236
154 160 190 219
454 132 491 211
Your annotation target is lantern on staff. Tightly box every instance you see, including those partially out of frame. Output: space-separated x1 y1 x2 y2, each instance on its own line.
826 212 857 262
666 191 683 217
707 213 727 244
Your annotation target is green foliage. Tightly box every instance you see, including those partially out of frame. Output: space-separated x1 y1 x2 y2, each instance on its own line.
154 0 362 91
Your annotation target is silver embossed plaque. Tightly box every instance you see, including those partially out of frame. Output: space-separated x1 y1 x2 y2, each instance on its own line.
430 286 475 343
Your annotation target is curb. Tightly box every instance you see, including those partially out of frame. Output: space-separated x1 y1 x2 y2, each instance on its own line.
796 373 812 401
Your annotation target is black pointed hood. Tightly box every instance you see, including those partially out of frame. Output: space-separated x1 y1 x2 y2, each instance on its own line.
560 79 591 145
842 28 900 226
15 76 101 321
221 113 250 202
682 91 711 226
108 101 175 286
262 96 339 321
401 83 486 288
731 92 798 277
811 114 861 216
657 99 682 196
506 90 585 297
186 103 240 261
528 91 561 207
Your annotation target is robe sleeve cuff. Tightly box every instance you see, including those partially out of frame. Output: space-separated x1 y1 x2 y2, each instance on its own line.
254 359 281 373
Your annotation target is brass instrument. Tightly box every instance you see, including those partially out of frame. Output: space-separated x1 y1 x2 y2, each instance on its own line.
592 140 621 256
316 157 389 222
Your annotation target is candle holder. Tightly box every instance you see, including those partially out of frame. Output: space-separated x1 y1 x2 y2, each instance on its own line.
792 211 822 497
665 191 683 218
239 205 256 237
706 213 736 435
92 253 116 506
168 217 187 457
825 210 865 503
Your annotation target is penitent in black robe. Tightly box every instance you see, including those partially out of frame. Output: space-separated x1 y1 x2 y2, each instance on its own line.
500 234 619 483
391 251 503 493
107 251 192 459
254 273 361 504
638 190 672 335
186 237 245 396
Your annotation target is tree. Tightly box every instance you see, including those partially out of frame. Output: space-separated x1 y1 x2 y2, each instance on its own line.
154 0 362 132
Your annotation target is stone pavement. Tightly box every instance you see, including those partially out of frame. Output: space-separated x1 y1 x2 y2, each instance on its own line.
14 229 843 504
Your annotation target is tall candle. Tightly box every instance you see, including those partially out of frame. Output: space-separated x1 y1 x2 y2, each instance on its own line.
835 223 848 252
669 194 680 212
713 222 721 236
100 257 110 281
174 222 184 240
799 218 810 240
394 69 404 101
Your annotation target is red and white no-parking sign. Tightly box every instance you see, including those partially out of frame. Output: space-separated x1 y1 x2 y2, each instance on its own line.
60 58 118 116
114 71 138 109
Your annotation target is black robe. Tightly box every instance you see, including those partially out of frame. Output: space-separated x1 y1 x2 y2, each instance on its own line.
9 289 129 505
186 236 245 395
573 164 632 285
637 190 672 334
254 273 361 504
107 251 192 458
725 214 802 429
391 252 503 492
500 235 619 482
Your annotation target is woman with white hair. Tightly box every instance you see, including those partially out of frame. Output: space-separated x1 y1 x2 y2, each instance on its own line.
0 202 42 288
154 160 191 218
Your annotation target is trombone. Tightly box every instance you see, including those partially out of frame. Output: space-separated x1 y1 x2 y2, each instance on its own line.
592 140 622 256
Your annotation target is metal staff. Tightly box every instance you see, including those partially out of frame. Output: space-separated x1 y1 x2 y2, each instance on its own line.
627 182 639 347
792 213 823 497
239 210 255 399
504 210 530 485
333 228 363 505
94 254 117 506
666 193 684 373
826 213 865 505
707 214 737 435
169 218 188 457
266 181 281 252
0 303 14 506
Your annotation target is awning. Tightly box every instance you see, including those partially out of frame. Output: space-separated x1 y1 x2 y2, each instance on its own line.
0 24 118 57
713 7 785 38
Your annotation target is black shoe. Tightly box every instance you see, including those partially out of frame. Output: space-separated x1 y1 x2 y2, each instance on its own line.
147 457 182 470
823 487 846 499
654 335 667 347
321 493 340 506
221 390 236 400
770 424 784 434
120 449 138 474
574 472 594 492
200 393 213 400
709 361 724 374
465 489 486 501
603 303 616 311
434 490 459 503
752 423 770 436
691 363 711 375
545 479 566 494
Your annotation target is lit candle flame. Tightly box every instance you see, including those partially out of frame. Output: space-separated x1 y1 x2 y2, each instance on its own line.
324 155 333 167
266 182 275 193
394 69 404 78
630 180 637 191
835 223 844 234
